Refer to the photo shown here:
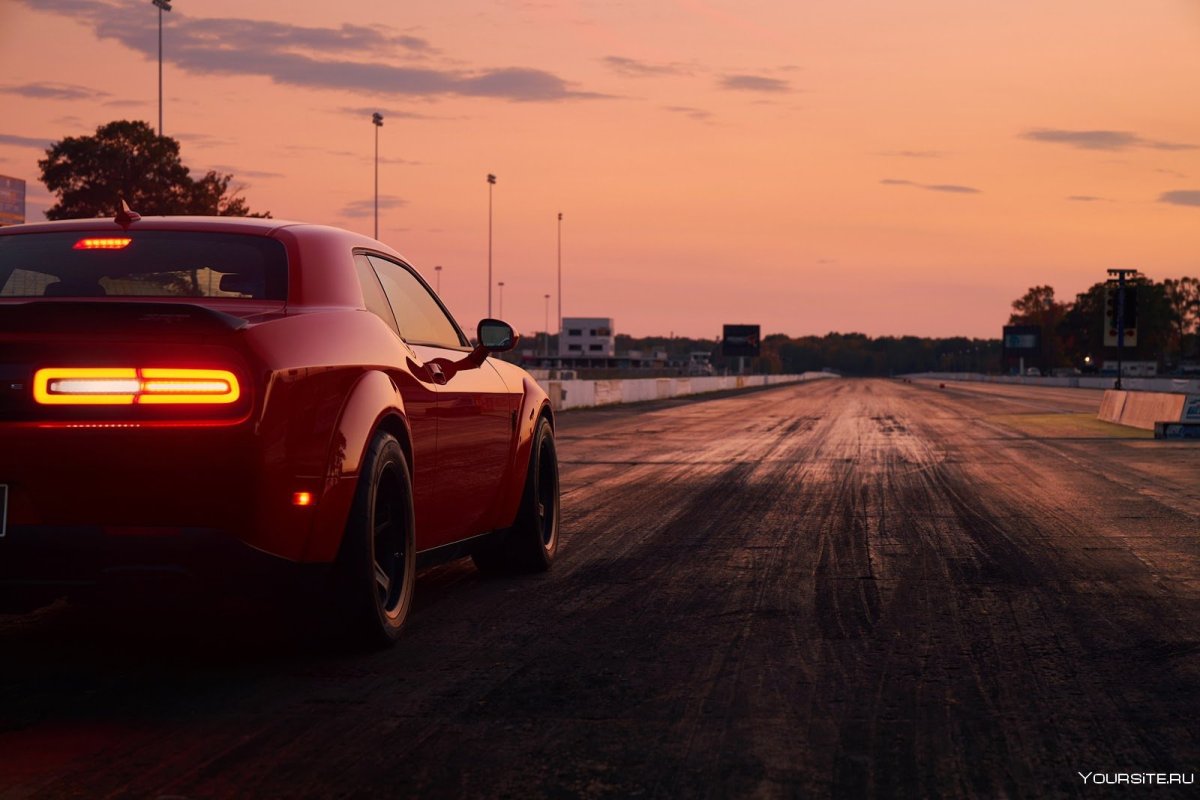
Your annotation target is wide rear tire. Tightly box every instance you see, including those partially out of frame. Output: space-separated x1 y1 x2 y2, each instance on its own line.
333 431 416 648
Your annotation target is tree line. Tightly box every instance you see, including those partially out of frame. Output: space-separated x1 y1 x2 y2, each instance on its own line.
1007 278 1200 371
615 333 1003 376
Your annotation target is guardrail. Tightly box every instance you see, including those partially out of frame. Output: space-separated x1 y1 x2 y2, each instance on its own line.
543 372 834 411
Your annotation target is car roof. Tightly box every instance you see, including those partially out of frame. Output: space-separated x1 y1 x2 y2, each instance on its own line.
0 216 303 237
0 215 429 313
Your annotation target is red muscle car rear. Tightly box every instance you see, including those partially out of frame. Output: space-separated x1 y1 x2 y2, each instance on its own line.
0 213 560 646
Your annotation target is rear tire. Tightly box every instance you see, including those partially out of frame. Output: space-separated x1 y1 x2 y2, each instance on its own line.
333 431 415 648
472 416 560 574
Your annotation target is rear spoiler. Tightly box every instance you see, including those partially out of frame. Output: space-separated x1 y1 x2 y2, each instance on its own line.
0 301 249 337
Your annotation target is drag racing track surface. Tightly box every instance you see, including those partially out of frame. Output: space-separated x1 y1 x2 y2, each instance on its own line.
2 379 1198 798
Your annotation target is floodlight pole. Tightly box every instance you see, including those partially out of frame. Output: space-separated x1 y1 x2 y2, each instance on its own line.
434 265 442 294
544 293 551 357
557 212 563 353
372 113 383 240
152 0 172 135
1107 268 1139 390
487 174 496 317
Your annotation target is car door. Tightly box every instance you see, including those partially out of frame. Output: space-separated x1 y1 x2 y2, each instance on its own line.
353 255 439 544
366 255 516 549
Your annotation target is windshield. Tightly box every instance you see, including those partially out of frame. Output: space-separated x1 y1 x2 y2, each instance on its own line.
0 230 288 300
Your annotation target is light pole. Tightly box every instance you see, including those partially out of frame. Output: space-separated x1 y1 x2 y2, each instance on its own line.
152 0 171 135
557 212 563 352
434 265 442 294
498 281 505 319
372 112 383 240
544 293 551 357
487 174 496 317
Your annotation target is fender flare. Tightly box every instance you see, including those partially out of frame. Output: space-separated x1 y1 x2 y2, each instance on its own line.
492 374 554 529
302 369 410 562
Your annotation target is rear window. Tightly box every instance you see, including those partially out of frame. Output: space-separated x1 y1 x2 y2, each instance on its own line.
0 231 288 300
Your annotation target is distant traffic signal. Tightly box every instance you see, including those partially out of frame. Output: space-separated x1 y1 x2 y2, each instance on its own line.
1103 284 1138 347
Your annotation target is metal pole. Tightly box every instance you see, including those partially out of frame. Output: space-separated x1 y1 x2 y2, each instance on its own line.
487 174 496 317
544 293 550 357
498 281 505 319
152 1 172 134
374 124 378 239
1116 273 1125 390
372 112 383 240
557 212 562 353
158 5 163 135
434 265 442 294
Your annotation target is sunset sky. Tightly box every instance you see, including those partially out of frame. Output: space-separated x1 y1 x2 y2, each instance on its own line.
1 0 1198 339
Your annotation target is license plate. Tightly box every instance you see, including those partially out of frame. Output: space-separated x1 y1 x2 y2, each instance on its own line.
0 484 6 538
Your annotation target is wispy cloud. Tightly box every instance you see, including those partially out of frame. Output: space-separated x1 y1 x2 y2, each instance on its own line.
18 0 605 103
0 133 50 148
209 165 284 180
175 132 236 148
1066 195 1108 202
663 105 714 122
603 56 689 78
0 81 110 101
1021 128 1196 152
719 74 791 93
880 150 944 159
925 184 979 194
342 196 407 218
280 144 361 161
881 178 981 194
1159 190 1200 207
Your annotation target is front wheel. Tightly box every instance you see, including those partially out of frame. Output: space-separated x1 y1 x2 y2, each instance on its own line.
473 416 560 574
333 431 416 647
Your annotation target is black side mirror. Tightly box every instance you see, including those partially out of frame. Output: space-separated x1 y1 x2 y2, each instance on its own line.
477 319 518 352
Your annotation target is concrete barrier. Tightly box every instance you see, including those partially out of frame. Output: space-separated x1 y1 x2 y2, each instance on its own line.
907 372 1200 393
544 372 833 411
1097 390 1199 430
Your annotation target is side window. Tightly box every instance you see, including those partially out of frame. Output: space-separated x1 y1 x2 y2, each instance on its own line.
354 254 399 334
367 256 466 349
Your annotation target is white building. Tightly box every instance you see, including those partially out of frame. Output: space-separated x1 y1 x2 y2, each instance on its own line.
559 317 615 357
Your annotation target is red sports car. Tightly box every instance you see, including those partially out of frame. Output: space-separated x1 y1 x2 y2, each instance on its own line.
0 210 560 646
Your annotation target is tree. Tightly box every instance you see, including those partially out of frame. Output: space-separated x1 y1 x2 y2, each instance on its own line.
1008 285 1068 368
1162 277 1200 360
1057 283 1105 367
38 120 268 219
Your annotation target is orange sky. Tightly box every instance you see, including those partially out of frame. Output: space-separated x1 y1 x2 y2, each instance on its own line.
2 0 1198 339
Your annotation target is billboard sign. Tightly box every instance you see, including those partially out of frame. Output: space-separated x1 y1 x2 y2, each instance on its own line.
722 324 760 358
1002 325 1040 353
0 175 25 226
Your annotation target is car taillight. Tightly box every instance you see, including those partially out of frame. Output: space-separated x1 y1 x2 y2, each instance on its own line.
33 368 241 405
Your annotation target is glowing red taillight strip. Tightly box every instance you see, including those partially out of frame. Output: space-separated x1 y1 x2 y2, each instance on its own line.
33 368 240 405
73 237 132 250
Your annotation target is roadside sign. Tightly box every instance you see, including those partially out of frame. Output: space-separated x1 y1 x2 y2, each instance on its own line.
722 324 760 357
0 175 25 226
